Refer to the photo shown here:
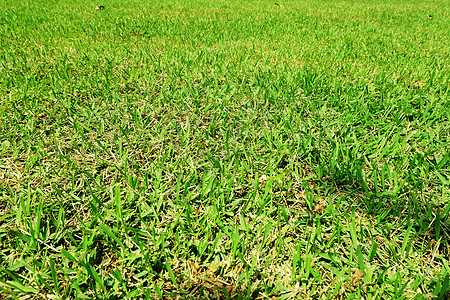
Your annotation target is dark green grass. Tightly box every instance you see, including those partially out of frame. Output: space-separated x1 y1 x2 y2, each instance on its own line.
0 0 449 299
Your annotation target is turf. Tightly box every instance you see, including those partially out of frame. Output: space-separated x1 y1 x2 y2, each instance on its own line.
0 0 449 299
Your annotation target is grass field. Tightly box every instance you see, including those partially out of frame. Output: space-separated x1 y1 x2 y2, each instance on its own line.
0 0 449 298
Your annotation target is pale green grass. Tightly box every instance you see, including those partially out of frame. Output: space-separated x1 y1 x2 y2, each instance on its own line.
0 0 449 299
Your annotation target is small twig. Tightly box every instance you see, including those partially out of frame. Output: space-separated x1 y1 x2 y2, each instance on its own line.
18 228 61 253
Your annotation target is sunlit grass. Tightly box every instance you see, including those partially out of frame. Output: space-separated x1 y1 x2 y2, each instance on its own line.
0 0 449 299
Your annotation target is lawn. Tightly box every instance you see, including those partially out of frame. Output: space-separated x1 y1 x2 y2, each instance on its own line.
0 0 449 298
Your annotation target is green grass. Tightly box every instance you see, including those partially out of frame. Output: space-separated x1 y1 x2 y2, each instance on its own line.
0 0 449 298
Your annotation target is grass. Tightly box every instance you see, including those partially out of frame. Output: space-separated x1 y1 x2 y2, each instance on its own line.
0 0 449 298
